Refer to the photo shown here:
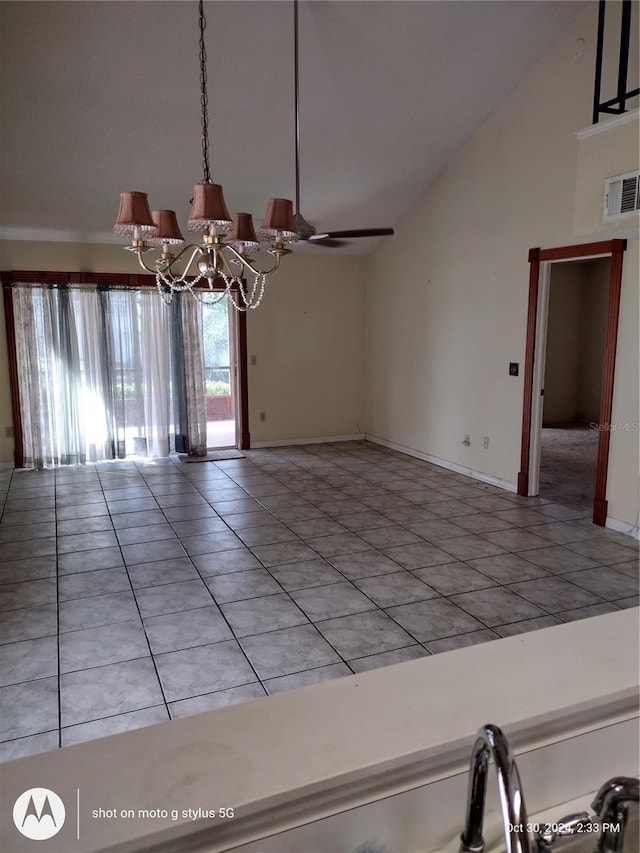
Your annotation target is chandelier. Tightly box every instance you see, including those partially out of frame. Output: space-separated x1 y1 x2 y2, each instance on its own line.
113 1 296 310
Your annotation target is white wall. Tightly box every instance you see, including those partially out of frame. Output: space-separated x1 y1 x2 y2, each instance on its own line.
246 253 366 444
575 112 640 237
364 3 639 527
0 242 366 462
606 242 639 528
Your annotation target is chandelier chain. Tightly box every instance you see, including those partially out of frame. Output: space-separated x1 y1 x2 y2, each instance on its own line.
198 0 211 184
115 0 294 311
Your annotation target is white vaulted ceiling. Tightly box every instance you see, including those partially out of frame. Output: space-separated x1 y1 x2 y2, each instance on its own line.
0 1 586 254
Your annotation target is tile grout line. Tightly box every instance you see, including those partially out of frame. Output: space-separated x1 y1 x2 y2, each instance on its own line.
138 460 275 708
77 463 175 734
171 462 362 692
147 459 361 689
0 443 637 757
163 460 370 681
208 458 495 657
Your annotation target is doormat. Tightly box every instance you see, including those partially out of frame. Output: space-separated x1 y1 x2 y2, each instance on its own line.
179 450 245 462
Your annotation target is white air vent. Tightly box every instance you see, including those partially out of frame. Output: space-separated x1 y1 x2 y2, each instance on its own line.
604 171 640 219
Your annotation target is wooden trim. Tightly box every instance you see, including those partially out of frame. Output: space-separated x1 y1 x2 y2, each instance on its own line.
1 270 225 289
593 497 609 527
519 240 627 525
237 310 250 450
538 240 622 262
1 270 158 287
518 248 540 495
593 239 626 525
67 271 156 286
517 472 528 495
2 285 24 467
2 270 76 285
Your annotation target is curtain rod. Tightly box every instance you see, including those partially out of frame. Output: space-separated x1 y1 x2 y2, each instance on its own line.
1 270 157 287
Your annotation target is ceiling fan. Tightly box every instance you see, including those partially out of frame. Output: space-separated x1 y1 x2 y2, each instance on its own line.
292 0 395 248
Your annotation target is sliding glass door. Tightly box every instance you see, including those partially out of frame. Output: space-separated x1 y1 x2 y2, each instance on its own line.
202 299 238 449
9 282 209 467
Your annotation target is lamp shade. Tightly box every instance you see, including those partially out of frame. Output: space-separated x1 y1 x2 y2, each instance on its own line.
148 210 184 245
259 198 297 243
227 213 259 250
188 183 232 233
114 191 157 237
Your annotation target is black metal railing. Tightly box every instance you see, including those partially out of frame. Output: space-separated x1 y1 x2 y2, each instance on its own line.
593 0 639 123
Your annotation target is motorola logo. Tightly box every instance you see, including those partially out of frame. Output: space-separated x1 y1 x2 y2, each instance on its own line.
13 788 66 841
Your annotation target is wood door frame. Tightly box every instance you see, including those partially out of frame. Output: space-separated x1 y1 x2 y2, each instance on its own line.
1 270 251 465
233 307 250 450
518 239 627 526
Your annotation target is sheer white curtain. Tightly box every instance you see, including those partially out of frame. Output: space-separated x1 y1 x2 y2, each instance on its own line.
14 286 61 468
139 290 170 458
70 288 112 461
13 286 88 466
11 283 206 468
180 294 207 456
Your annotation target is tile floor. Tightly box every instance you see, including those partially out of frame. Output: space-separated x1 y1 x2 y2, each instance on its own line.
0 441 638 763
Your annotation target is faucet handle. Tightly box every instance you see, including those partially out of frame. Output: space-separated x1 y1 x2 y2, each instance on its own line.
591 777 639 853
535 812 593 850
591 777 639 820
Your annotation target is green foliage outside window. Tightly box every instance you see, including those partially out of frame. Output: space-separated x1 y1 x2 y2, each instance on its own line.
205 379 230 395
202 300 231 396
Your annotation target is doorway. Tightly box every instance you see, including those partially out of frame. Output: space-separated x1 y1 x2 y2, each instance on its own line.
518 239 627 526
202 299 238 449
539 258 610 513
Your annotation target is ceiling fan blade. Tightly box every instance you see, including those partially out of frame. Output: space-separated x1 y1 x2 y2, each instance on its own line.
308 238 350 248
308 228 395 241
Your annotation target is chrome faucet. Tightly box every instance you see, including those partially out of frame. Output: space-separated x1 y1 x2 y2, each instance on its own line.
592 776 639 853
459 724 532 853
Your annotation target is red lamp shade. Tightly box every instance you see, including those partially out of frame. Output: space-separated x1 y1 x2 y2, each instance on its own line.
148 210 184 245
113 191 157 237
259 198 297 243
227 213 259 250
188 183 232 233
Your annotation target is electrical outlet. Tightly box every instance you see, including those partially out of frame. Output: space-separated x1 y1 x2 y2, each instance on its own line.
250 355 257 366
463 434 471 446
4 426 13 439
259 412 266 422
483 436 489 449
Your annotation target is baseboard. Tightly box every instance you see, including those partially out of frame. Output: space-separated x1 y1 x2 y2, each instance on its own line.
365 433 517 492
251 434 366 449
606 515 640 541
